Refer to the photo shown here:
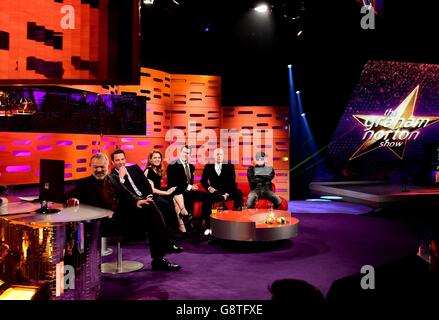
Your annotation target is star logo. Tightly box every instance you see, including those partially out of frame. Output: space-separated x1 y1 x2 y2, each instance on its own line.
350 85 439 160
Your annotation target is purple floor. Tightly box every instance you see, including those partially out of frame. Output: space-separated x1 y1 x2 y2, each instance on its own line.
99 206 421 300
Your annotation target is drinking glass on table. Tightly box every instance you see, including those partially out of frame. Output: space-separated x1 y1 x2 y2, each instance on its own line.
211 202 218 217
268 202 274 213
216 202 224 214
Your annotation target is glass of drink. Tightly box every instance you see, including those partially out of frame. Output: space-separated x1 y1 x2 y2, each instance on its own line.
211 202 218 216
268 203 274 213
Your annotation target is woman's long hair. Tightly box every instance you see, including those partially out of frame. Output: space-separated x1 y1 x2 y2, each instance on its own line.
147 150 164 176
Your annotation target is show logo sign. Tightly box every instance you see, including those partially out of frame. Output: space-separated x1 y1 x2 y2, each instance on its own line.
350 86 439 160
319 61 439 181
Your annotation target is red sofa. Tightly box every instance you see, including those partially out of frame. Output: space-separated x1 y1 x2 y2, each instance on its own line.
192 182 288 218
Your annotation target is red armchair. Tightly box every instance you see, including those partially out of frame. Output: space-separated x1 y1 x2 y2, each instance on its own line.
192 182 288 218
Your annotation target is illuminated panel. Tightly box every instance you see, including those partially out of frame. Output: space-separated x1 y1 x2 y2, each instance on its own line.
118 68 172 106
0 132 100 185
221 106 289 138
169 107 221 135
146 103 170 137
117 68 172 137
59 84 118 95
171 74 221 108
322 61 439 181
0 0 139 84
0 0 104 82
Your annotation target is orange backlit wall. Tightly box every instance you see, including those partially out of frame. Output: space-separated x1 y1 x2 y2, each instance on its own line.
0 132 100 185
0 0 107 81
0 67 290 199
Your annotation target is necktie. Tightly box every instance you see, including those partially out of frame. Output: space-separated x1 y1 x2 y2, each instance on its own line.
126 171 143 197
184 162 191 183
216 164 221 176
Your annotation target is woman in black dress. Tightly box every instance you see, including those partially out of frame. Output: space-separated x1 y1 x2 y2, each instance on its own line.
144 150 188 233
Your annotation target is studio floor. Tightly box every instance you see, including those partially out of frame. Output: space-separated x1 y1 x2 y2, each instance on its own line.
99 201 423 300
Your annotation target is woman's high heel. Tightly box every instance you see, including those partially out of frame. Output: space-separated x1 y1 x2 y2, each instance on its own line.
178 207 189 219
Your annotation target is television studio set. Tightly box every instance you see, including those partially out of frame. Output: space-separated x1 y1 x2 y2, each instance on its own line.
0 0 438 316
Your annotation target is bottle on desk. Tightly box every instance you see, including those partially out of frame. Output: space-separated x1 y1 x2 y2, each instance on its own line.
38 182 50 214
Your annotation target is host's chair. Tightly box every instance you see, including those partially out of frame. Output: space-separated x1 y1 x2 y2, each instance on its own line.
100 216 143 274
101 237 113 256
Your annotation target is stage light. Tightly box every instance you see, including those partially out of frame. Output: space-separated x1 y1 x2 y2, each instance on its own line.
287 64 292 68
204 27 210 32
296 90 300 94
320 195 343 200
301 113 306 117
143 0 154 4
254 4 269 13
297 30 303 36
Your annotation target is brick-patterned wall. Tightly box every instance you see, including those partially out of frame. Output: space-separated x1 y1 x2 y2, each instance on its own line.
221 106 290 198
0 0 107 81
0 132 100 185
0 67 290 199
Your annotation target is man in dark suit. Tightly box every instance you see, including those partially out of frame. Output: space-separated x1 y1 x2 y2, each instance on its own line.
167 145 212 232
247 151 282 209
110 149 179 235
201 148 243 210
66 152 181 271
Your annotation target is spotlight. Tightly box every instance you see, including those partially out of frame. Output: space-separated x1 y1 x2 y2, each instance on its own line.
204 27 210 32
254 3 269 13
296 90 300 94
301 113 306 117
297 30 303 37
306 198 331 202
143 0 154 4
287 64 292 68
320 195 343 200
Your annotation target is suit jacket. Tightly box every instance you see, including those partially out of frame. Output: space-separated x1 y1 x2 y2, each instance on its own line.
201 163 237 194
111 164 153 198
247 165 275 190
65 174 140 215
167 159 195 194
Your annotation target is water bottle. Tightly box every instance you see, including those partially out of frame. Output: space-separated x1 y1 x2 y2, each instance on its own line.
38 182 50 214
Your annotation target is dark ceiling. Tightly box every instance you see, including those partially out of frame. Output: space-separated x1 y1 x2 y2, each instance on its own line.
140 0 439 147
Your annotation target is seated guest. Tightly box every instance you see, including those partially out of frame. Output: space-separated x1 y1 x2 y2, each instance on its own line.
144 149 187 233
247 151 281 209
110 149 180 235
201 148 243 234
167 145 212 232
66 153 181 271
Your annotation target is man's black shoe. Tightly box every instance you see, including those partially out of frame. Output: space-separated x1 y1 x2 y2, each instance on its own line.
151 258 181 271
166 244 184 254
